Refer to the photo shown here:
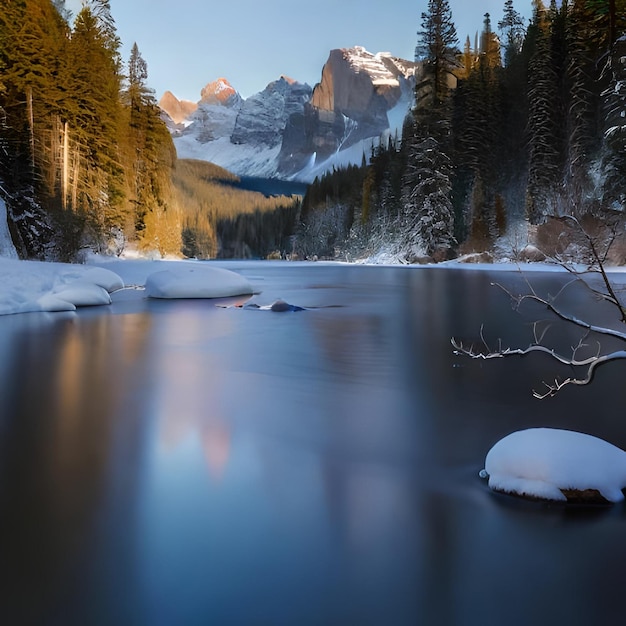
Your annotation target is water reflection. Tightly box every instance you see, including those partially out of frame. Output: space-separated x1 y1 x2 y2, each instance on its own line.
0 267 625 625
0 310 154 623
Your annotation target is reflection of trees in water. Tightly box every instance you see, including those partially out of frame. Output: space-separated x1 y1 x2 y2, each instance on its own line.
0 312 152 623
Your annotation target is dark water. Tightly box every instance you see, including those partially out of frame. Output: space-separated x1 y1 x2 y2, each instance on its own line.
231 176 309 198
1 263 626 626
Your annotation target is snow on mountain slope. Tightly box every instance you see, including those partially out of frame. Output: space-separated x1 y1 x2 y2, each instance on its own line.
164 46 417 183
174 135 282 178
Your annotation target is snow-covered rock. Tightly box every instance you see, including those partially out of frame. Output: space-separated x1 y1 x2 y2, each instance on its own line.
518 244 547 263
51 281 112 307
145 265 253 299
481 428 626 503
279 47 417 178
231 76 312 149
0 258 124 315
0 196 18 259
79 267 125 292
200 77 242 107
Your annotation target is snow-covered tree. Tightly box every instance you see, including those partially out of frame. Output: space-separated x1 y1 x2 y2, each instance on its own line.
403 0 458 259
599 35 626 212
525 1 561 223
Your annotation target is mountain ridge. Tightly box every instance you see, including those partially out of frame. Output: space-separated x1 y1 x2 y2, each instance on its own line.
159 45 419 182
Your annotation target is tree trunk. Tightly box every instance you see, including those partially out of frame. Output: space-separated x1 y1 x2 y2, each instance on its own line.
62 121 69 210
26 86 35 173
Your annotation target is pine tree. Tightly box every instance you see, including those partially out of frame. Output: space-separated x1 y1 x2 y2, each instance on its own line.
415 0 459 106
562 0 601 207
454 12 503 246
403 129 455 258
403 0 458 258
122 42 178 254
525 1 561 223
599 35 626 212
68 4 125 245
499 0 526 67
0 0 73 257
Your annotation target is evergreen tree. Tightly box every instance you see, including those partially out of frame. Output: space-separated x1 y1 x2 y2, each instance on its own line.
454 12 503 246
525 0 561 222
599 35 626 212
122 42 178 254
403 0 458 258
415 0 459 105
499 0 526 67
403 129 455 258
563 0 602 207
0 0 73 256
68 4 125 245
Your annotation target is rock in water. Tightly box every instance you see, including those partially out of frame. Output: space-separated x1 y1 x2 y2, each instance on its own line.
482 428 626 504
145 266 253 299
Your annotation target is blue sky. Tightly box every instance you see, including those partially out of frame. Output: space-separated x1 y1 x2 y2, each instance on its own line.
65 0 534 101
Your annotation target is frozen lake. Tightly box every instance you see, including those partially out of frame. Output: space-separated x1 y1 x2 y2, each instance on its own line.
1 262 626 625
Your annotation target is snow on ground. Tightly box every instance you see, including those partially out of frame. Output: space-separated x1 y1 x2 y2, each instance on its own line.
0 197 18 259
0 259 124 314
0 257 257 315
482 428 626 503
3 252 626 317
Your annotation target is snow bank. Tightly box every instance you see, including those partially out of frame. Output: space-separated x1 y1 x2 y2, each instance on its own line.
482 428 626 503
0 257 254 315
0 258 123 315
145 265 253 299
0 197 18 259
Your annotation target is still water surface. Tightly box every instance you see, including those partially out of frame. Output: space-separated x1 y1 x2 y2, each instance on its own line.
1 263 626 625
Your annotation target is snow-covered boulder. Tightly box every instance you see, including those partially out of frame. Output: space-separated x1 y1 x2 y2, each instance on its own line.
35 293 77 312
145 265 253 299
79 267 125 292
51 281 112 307
518 244 547 263
457 251 493 264
481 428 626 503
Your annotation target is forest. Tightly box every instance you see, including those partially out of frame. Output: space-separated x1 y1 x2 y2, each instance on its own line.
1 1 625 263
296 0 626 264
0 0 300 260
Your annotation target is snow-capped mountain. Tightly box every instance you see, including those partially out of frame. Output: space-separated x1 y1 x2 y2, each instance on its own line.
159 46 418 182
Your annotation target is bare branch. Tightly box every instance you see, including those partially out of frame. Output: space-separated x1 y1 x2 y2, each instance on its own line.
451 337 603 367
510 291 626 342
453 216 626 398
557 215 626 323
531 350 626 398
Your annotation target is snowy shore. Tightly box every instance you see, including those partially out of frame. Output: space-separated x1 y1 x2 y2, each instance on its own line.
2 253 626 317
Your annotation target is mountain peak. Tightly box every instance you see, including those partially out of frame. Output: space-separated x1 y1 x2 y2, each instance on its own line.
158 91 198 124
200 78 241 107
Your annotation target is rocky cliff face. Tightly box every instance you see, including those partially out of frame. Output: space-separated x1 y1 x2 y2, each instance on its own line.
278 47 417 176
162 46 417 181
231 76 312 148
159 91 198 125
185 78 243 143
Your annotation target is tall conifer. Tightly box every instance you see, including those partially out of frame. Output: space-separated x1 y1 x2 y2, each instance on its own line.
403 0 458 258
